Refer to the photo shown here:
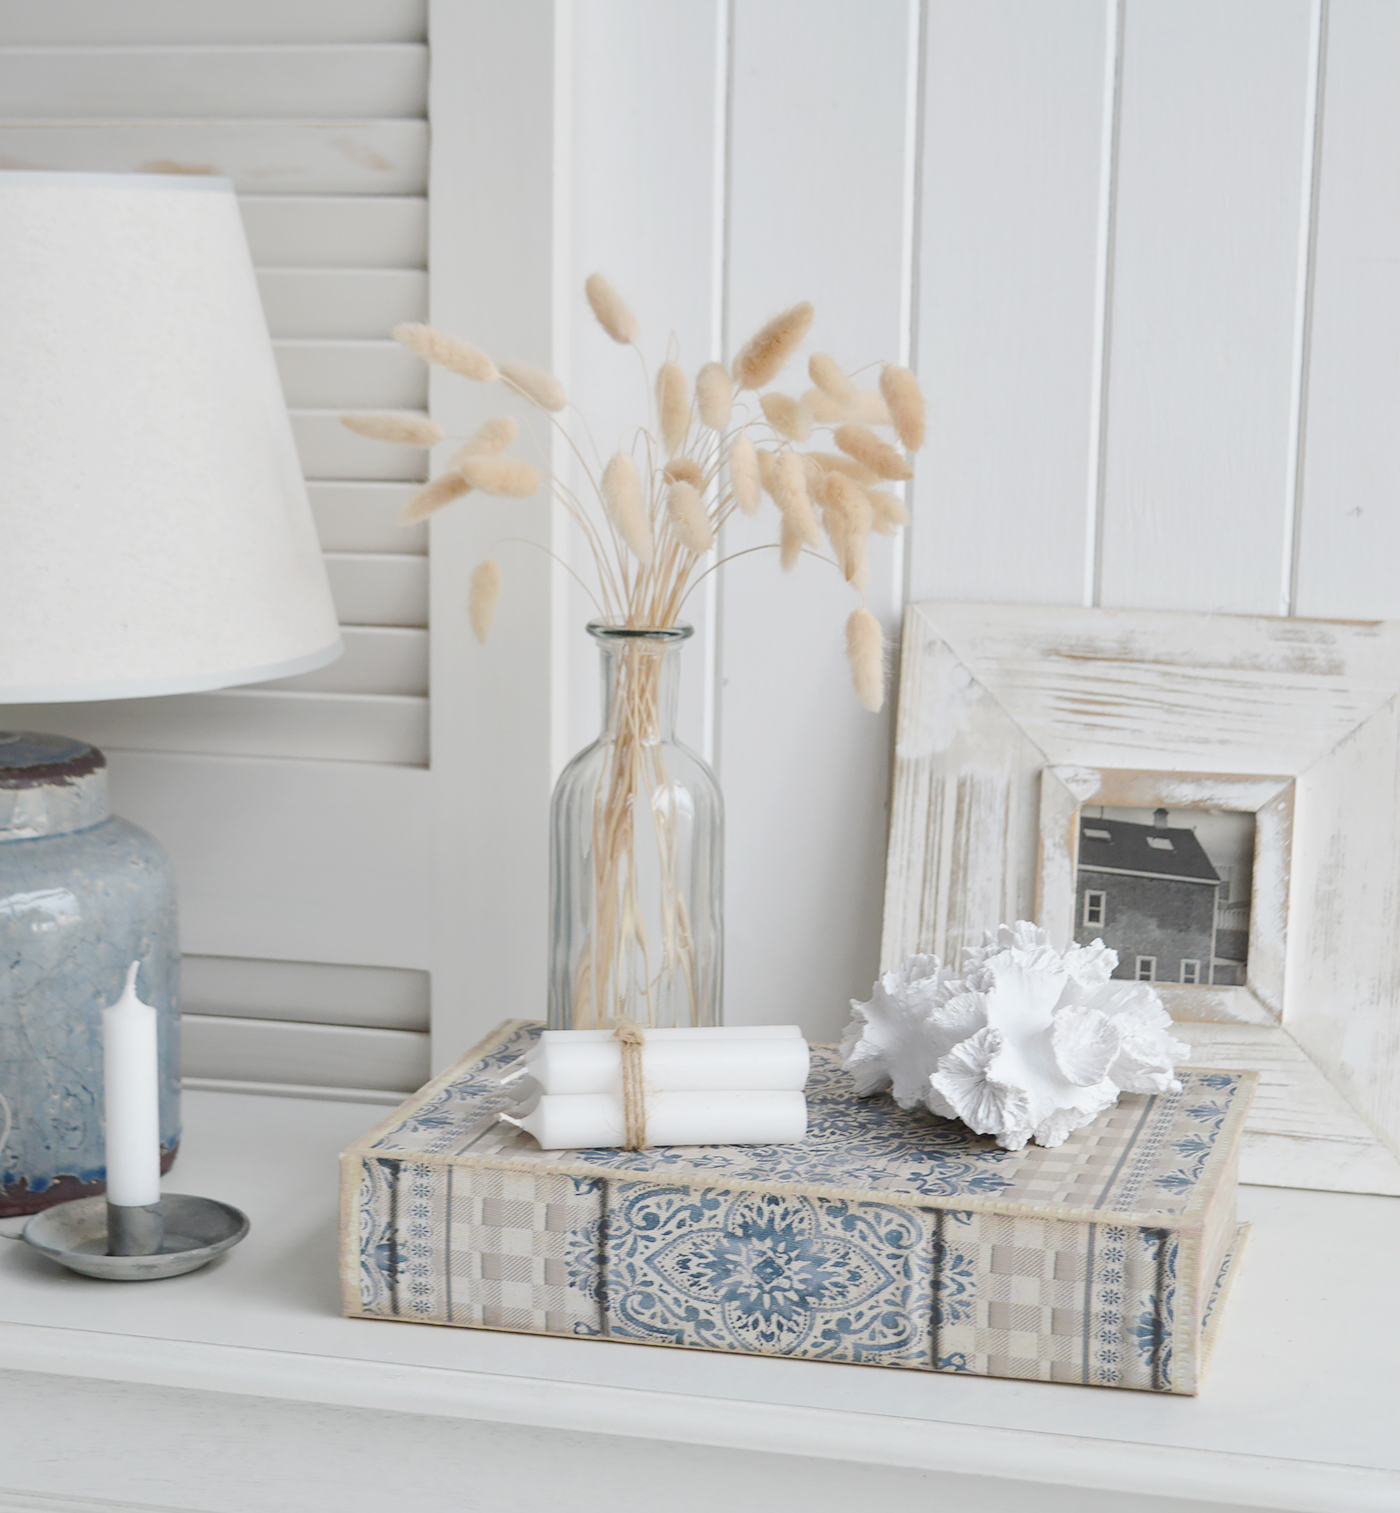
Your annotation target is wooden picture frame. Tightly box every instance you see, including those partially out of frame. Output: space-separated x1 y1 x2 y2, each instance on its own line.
882 602 1400 1197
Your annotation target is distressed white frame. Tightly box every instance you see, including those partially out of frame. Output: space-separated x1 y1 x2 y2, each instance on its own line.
883 601 1400 1196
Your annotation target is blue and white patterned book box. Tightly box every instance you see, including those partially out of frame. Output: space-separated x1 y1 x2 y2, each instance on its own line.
341 1021 1254 1394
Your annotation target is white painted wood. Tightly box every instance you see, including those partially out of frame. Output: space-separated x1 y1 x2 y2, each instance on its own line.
1 690 428 766
106 754 432 969
883 601 1400 1193
720 0 917 1040
308 482 426 554
0 122 428 195
0 45 427 118
926 602 1400 776
911 0 1112 607
1294 1 1400 621
563 0 726 766
0 0 426 46
324 553 427 627
240 196 427 268
292 411 428 481
255 625 427 696
1284 689 1400 1159
0 1089 1398 1512
273 339 424 410
181 1014 429 1090
257 267 426 338
1098 1 1315 615
425 0 568 1069
181 954 429 1030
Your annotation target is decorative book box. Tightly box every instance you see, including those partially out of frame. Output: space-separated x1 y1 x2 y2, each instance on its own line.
341 1021 1254 1394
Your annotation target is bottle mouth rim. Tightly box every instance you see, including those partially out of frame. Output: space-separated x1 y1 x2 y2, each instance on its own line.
587 620 694 643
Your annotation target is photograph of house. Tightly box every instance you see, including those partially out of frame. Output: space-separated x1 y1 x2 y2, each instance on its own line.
1073 807 1255 986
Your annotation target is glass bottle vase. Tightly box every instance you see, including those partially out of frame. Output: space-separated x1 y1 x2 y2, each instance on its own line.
549 622 723 1029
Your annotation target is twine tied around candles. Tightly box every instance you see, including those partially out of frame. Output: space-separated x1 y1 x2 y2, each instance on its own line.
613 1017 647 1149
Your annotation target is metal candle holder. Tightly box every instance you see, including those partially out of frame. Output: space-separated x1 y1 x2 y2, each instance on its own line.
22 1193 249 1281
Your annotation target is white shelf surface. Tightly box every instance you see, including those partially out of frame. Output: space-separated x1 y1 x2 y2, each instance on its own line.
0 1087 1396 1513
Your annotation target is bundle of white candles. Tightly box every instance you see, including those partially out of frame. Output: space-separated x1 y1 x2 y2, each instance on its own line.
500 1025 810 1150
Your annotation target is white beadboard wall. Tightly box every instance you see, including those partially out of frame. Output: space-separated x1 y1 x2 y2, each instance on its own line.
4 1 1400 1100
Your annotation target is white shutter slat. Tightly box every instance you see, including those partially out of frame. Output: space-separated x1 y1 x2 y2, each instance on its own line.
3 690 428 766
0 0 426 47
181 955 429 1032
181 1014 428 1092
257 626 427 696
0 45 427 119
325 553 428 627
258 268 426 338
293 411 428 480
108 753 432 969
241 196 426 268
0 121 428 194
309 482 425 553
274 339 426 409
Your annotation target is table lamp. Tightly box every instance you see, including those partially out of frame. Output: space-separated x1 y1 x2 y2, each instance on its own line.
0 171 341 1218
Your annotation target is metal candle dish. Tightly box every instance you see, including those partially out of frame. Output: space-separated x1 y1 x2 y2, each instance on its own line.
22 1193 249 1281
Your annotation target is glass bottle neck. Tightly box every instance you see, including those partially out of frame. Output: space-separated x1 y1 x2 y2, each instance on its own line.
596 635 684 744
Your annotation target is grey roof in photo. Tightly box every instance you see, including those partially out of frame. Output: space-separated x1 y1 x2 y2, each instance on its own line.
1077 817 1221 885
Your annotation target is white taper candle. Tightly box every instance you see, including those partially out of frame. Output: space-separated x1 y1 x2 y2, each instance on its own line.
102 961 162 1207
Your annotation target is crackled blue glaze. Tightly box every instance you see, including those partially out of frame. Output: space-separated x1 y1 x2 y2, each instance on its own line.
0 733 180 1216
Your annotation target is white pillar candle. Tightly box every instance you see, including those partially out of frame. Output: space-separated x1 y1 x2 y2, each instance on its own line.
522 1034 809 1095
502 1090 808 1150
102 961 162 1207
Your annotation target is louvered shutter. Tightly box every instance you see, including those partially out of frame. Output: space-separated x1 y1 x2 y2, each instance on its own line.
0 0 434 1096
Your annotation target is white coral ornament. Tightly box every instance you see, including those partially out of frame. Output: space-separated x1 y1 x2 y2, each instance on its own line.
841 922 1190 1151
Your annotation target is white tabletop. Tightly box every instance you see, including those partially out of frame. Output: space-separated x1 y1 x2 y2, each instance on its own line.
0 1087 1395 1513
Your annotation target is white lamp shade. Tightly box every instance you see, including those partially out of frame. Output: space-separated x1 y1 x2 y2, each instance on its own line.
0 172 341 702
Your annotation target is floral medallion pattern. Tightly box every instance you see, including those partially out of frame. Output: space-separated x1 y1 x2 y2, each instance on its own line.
604 1185 934 1365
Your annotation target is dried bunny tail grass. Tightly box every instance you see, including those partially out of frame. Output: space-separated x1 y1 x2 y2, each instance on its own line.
456 456 541 497
779 512 804 571
663 457 705 487
453 415 518 464
498 359 567 412
657 361 691 454
728 434 762 514
846 607 886 712
866 487 909 536
879 363 926 450
469 558 502 643
756 446 779 500
773 448 822 547
834 423 913 481
397 471 472 525
734 301 815 390
696 362 733 429
341 412 444 446
800 452 830 506
808 449 879 485
808 352 855 403
823 473 873 590
602 453 653 565
392 324 498 383
584 273 640 344
666 480 714 554
760 391 813 443
804 387 892 427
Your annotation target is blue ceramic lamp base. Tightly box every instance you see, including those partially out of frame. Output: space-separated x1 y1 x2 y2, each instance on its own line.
0 732 181 1217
